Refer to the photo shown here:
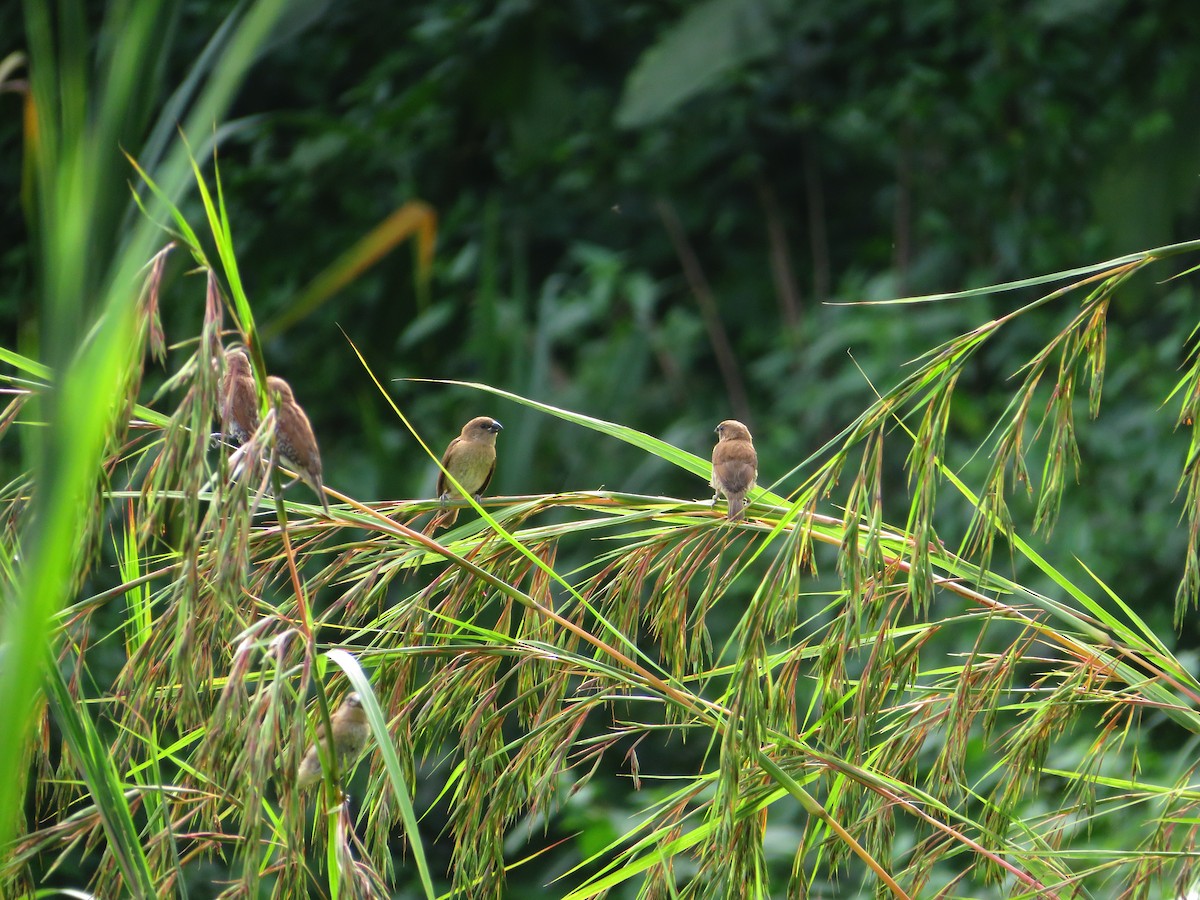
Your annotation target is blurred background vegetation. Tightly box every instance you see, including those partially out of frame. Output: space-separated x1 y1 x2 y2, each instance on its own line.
5 0 1200 896
5 0 1200 558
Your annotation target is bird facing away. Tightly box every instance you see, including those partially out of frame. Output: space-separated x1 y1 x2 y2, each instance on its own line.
296 692 371 790
219 347 260 446
711 419 757 522
433 416 503 529
267 375 331 514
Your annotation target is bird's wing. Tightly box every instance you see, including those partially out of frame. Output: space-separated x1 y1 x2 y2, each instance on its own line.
436 437 462 497
726 462 757 493
477 453 497 495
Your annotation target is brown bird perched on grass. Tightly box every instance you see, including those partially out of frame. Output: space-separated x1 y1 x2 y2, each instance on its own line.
432 416 503 529
219 347 260 446
296 692 371 790
711 419 757 521
267 375 331 514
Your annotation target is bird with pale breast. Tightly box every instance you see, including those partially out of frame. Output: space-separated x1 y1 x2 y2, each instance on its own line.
296 692 371 790
711 419 757 522
432 416 503 529
219 347 260 446
267 375 331 514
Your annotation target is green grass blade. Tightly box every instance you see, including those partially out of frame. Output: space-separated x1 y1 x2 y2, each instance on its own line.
327 648 436 899
42 661 156 896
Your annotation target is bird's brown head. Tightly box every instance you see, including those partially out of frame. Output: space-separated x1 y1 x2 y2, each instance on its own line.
715 420 753 443
266 375 296 405
462 416 503 443
336 692 368 725
225 347 252 377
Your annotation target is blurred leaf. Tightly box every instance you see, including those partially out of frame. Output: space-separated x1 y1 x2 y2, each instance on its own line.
617 0 789 128
266 200 437 338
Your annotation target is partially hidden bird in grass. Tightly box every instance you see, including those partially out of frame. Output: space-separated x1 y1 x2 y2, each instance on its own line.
296 692 371 791
219 347 260 446
711 419 757 522
431 416 503 529
267 375 331 514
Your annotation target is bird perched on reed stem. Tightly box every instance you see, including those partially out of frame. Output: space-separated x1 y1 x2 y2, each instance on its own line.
432 416 503 529
711 419 757 521
219 347 260 446
267 375 331 514
296 692 370 790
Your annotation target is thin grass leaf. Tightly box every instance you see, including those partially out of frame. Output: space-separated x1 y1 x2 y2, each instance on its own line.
327 648 436 900
42 661 155 896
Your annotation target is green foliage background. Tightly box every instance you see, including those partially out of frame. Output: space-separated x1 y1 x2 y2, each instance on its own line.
4 0 1200 897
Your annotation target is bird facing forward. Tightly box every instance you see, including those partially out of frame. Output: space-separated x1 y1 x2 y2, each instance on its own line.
296 692 371 790
432 416 503 529
219 347 260 446
711 419 757 521
267 375 331 514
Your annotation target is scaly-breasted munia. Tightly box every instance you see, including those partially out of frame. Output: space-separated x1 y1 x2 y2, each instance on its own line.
711 419 757 522
432 416 503 529
267 375 331 514
219 347 260 446
296 692 370 790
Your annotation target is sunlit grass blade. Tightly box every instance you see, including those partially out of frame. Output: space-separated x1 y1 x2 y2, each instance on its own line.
409 377 789 510
836 237 1200 305
327 648 435 899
